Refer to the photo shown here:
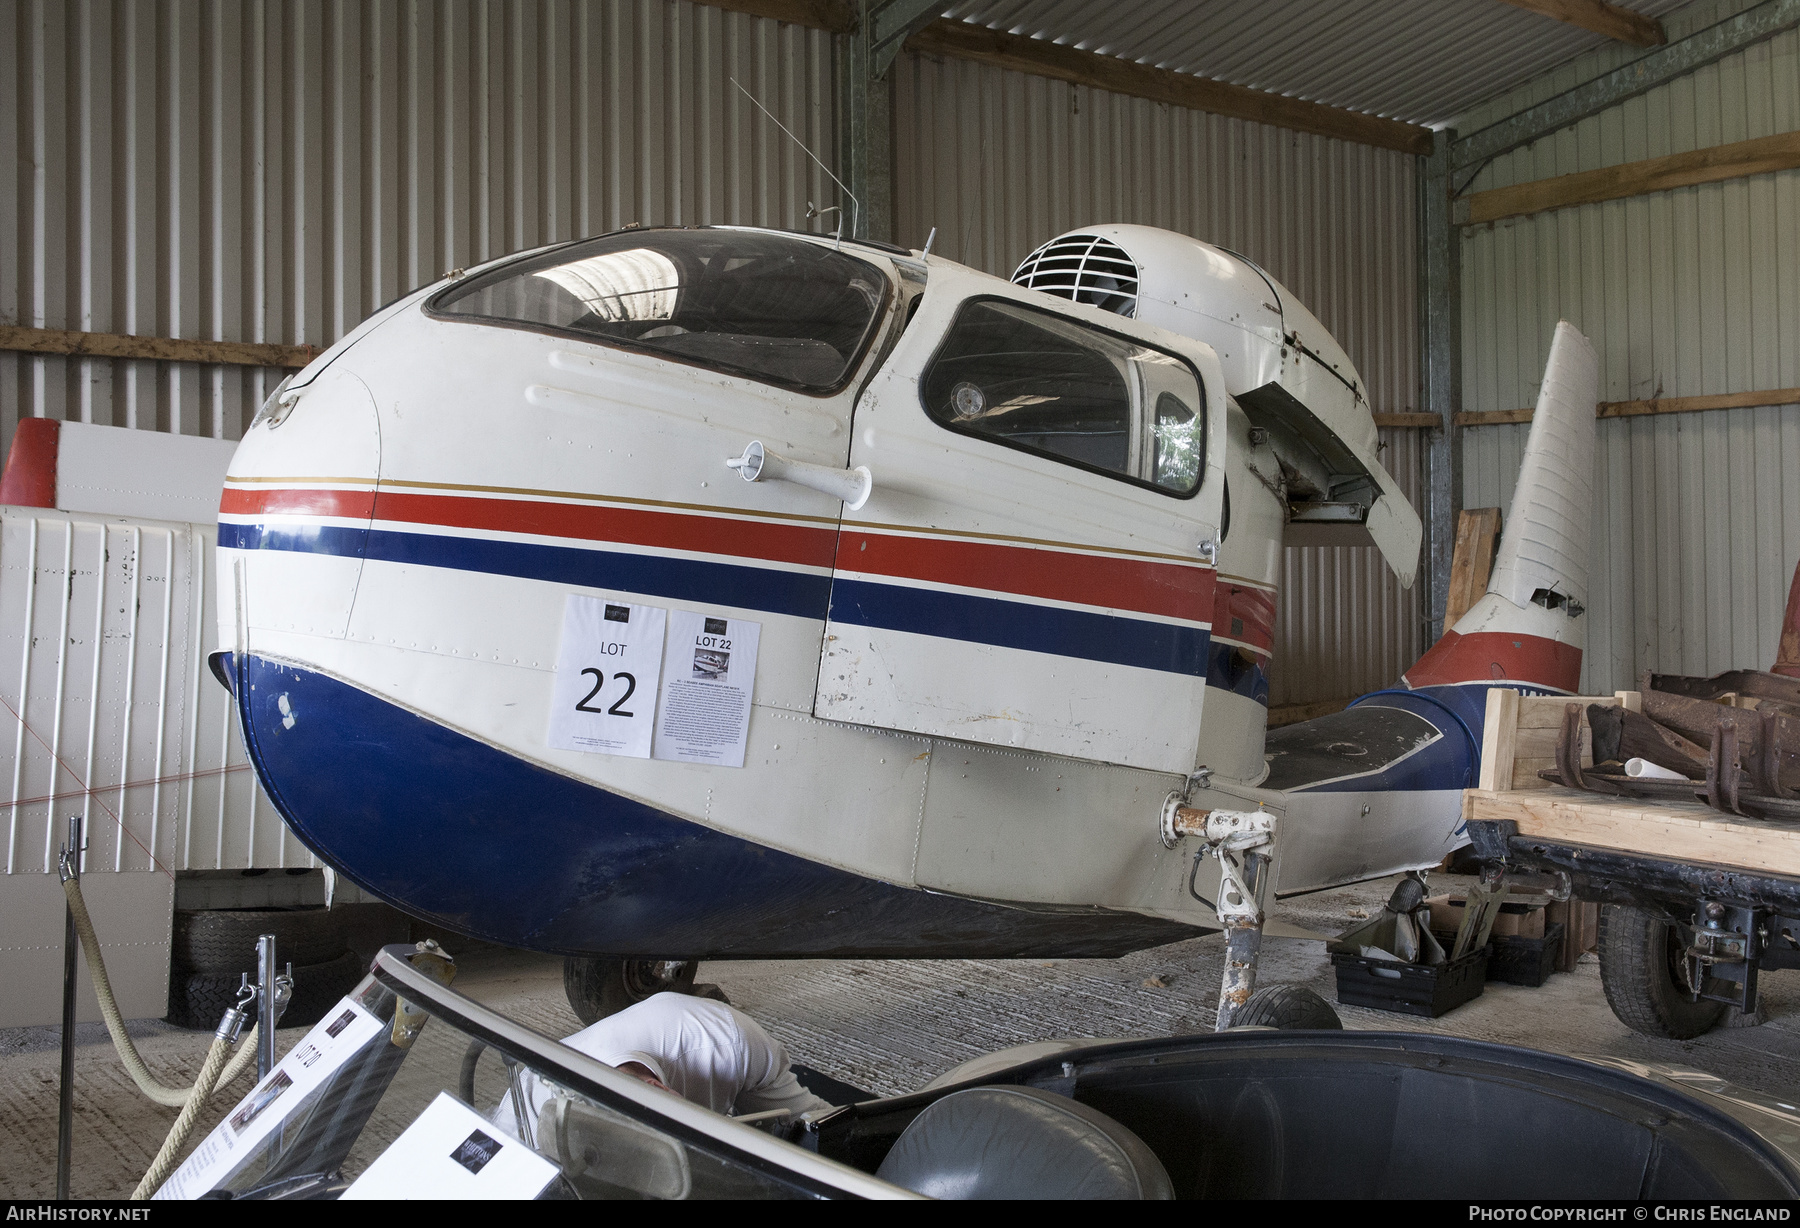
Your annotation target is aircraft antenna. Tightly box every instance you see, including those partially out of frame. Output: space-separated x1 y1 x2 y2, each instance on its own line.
730 77 859 250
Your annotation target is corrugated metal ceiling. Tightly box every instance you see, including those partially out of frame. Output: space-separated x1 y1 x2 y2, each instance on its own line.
940 0 1693 126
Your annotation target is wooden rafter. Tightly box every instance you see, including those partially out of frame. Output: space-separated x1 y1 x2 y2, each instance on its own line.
906 21 1434 155
695 0 855 33
1458 387 1800 427
686 1 1435 155
0 326 319 370
1496 0 1667 46
1461 130 1800 225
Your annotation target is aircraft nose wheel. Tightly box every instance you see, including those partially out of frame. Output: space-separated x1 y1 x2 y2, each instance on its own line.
564 957 700 1024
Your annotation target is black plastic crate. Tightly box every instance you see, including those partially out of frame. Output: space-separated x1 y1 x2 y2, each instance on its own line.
1331 945 1488 1018
1431 921 1565 989
1487 921 1564 988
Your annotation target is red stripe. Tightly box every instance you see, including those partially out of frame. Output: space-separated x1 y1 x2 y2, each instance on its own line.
220 487 376 519
1402 629 1582 692
372 491 840 570
1212 581 1276 655
840 530 1212 623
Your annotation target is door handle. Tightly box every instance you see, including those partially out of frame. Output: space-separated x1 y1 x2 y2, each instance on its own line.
726 440 872 511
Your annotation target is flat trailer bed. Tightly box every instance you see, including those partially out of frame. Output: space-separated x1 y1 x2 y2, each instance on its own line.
1462 691 1800 1036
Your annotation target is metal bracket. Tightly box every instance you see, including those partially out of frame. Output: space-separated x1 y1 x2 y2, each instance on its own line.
1163 803 1278 1029
1688 900 1763 1012
1464 818 1518 863
866 0 941 79
216 978 259 1044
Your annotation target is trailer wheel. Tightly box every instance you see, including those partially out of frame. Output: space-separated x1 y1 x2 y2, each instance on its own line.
564 958 698 1025
1597 904 1727 1038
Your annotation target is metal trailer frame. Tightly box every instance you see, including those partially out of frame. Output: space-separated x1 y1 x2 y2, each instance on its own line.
1466 817 1800 1016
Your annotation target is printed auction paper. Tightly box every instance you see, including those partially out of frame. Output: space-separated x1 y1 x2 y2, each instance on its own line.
653 610 761 767
548 596 667 758
343 1091 559 1200
155 1000 385 1199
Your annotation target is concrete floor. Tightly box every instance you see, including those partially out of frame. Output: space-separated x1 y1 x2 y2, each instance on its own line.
7 872 1800 1199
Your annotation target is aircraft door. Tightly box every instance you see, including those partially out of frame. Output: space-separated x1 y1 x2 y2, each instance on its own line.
815 272 1227 773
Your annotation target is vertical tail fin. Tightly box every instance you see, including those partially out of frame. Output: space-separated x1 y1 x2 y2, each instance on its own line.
1403 321 1599 694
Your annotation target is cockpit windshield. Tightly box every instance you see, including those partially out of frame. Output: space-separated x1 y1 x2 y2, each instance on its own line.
429 230 889 394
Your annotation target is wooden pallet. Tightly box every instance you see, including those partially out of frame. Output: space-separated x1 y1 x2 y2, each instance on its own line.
1466 688 1800 878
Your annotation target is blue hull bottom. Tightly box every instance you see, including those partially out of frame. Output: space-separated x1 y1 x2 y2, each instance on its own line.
229 654 1201 958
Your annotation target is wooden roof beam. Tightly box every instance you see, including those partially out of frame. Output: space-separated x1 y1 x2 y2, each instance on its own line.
685 3 1433 155
1458 129 1800 224
1496 0 1667 47
905 20 1434 155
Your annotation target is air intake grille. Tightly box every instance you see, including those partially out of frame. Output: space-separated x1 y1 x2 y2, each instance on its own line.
1011 234 1139 318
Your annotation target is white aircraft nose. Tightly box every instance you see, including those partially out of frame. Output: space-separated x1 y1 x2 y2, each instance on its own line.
218 363 382 643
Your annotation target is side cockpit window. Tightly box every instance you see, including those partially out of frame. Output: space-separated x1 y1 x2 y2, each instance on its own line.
428 230 888 395
920 298 1206 496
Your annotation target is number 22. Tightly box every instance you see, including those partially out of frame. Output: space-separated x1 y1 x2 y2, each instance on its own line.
576 668 637 717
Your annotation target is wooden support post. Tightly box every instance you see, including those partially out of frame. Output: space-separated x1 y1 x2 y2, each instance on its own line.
1442 507 1503 634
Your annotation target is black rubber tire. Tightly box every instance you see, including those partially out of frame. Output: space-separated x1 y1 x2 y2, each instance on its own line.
564 958 698 1025
167 950 367 1031
1597 904 1728 1039
172 907 352 973
1229 984 1344 1030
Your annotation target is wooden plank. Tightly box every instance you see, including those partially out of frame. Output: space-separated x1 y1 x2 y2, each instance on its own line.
1459 408 1539 426
1479 688 1520 792
904 20 1435 156
1615 689 1643 713
1372 412 1442 429
0 325 318 370
690 0 853 33
1442 507 1502 632
1460 386 1800 427
1507 694 1617 789
1465 131 1800 225
1597 387 1800 419
1495 0 1665 46
1515 694 1618 728
1464 787 1800 879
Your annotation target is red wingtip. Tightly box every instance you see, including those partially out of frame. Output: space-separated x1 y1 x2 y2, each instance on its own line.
0 418 59 508
1775 555 1800 679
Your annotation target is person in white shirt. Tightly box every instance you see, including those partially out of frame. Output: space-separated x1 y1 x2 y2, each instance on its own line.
495 992 832 1134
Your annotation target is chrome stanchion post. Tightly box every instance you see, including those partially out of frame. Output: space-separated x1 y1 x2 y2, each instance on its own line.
256 934 278 1080
55 814 84 1200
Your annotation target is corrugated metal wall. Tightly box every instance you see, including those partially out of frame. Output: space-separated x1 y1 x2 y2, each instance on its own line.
892 50 1425 704
0 513 286 873
0 0 841 455
1456 0 1800 693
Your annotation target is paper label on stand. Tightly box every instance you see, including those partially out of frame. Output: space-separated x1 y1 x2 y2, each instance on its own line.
653 611 760 767
342 1091 558 1200
548 596 667 757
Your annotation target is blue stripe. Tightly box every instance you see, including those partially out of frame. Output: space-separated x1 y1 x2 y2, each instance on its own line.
828 577 1211 676
219 520 369 558
220 520 833 622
